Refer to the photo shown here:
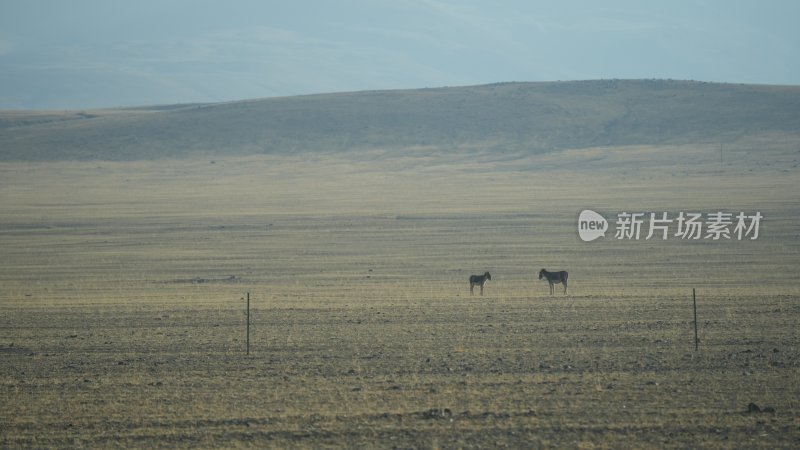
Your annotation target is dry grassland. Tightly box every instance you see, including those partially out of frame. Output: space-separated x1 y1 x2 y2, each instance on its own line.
1 145 799 448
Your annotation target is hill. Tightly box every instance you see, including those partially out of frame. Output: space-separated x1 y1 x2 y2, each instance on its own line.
1 80 799 161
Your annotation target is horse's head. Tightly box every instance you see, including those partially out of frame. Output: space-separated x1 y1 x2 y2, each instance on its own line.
538 269 546 279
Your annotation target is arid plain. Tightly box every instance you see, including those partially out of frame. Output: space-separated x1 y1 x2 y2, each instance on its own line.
2 144 799 448
2 81 799 448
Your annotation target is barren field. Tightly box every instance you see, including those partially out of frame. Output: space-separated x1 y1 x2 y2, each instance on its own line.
1 146 799 448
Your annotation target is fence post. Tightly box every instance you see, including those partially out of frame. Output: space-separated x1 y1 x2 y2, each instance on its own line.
693 288 698 351
246 292 250 355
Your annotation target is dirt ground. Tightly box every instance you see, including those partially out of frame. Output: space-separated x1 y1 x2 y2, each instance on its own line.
1 150 798 448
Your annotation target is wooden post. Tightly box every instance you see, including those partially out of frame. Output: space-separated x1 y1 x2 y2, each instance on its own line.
693 288 698 351
246 292 250 355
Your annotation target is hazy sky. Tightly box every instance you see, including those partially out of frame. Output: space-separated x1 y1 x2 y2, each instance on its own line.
1 0 798 109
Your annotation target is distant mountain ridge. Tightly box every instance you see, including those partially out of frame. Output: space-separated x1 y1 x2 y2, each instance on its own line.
1 80 799 161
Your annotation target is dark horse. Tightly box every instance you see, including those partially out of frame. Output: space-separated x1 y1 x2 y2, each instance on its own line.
469 272 491 296
539 269 568 295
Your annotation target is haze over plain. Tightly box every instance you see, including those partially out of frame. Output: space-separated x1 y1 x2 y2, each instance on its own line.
1 0 799 109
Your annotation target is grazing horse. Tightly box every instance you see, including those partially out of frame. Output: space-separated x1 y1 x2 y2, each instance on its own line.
539 268 568 295
469 272 491 296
